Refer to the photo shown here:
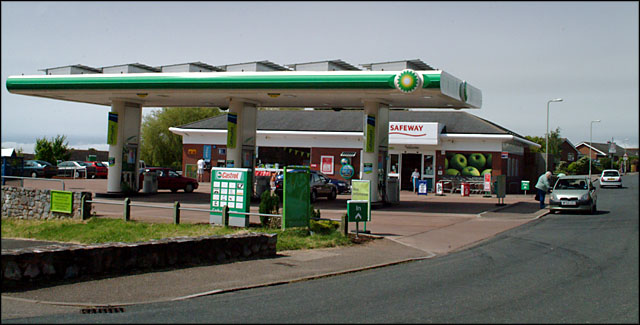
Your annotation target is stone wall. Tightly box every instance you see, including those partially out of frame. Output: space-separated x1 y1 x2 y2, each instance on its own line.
1 186 91 220
2 233 277 291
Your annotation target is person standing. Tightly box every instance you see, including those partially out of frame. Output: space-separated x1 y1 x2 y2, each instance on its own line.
197 158 205 182
535 171 552 209
411 168 420 193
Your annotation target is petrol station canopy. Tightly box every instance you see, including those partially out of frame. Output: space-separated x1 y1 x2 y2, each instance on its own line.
6 59 481 110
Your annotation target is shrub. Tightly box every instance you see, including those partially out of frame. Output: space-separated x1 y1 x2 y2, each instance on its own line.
310 219 340 235
259 191 280 227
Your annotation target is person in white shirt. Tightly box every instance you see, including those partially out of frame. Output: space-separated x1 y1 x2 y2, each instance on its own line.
411 168 420 193
197 158 205 182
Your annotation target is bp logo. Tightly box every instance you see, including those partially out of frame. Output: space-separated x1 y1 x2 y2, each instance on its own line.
394 69 423 93
459 81 468 102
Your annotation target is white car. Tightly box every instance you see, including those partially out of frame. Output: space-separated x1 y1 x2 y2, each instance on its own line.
57 161 97 178
599 169 622 188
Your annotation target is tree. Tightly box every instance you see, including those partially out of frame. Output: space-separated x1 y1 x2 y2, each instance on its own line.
34 135 71 165
525 127 563 167
140 107 222 170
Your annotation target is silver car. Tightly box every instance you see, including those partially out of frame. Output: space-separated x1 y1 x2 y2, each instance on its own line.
549 175 597 214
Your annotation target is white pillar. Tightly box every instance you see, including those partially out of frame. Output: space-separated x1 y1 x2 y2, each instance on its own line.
107 101 125 193
107 100 142 193
226 98 257 168
361 101 389 203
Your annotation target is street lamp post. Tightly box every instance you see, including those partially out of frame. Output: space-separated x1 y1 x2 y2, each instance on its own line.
546 98 563 172
589 120 601 181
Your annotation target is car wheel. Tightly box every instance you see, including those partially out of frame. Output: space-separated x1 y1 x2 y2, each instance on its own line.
170 188 178 193
185 184 194 193
310 190 317 203
31 172 37 178
329 188 337 200
74 171 80 178
591 204 597 214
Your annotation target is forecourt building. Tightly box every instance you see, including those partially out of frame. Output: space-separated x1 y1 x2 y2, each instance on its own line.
171 109 540 197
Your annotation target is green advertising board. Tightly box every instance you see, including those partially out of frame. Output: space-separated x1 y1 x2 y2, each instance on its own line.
282 166 310 229
107 112 118 145
365 114 376 153
347 200 369 222
227 113 237 149
521 180 530 191
50 190 73 214
210 167 250 227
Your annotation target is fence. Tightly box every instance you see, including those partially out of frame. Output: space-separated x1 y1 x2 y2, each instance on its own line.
1 176 66 190
85 196 343 229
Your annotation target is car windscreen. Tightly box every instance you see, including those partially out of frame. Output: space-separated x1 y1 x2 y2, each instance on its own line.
603 171 619 176
554 179 588 190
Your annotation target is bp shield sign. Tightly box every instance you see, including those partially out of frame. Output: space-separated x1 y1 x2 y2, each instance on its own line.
348 200 369 222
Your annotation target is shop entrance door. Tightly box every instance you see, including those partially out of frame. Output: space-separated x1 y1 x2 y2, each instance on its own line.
401 153 421 191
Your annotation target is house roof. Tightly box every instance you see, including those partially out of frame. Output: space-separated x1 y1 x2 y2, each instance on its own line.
176 110 525 137
576 142 626 156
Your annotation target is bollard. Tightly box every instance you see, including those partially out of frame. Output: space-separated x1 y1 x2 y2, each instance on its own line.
222 205 229 227
340 213 349 236
173 201 180 225
123 197 130 221
80 194 91 220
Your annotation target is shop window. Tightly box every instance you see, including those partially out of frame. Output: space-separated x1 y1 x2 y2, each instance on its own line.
390 154 399 174
423 155 434 176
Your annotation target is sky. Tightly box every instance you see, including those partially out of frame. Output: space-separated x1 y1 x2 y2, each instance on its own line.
2 1 638 154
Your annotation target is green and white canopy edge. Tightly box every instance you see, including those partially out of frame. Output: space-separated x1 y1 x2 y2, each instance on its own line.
7 69 481 201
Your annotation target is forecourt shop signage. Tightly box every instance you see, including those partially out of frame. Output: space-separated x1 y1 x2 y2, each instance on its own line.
389 122 439 145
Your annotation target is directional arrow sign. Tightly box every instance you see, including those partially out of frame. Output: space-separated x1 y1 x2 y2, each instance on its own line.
348 200 369 222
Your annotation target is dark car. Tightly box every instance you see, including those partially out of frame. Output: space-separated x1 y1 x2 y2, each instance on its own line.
85 161 108 178
274 169 338 202
138 167 198 193
23 160 58 178
329 177 351 194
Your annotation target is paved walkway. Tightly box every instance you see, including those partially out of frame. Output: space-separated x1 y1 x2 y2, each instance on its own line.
2 178 548 318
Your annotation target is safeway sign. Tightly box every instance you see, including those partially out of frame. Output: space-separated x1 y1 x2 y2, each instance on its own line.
388 122 439 145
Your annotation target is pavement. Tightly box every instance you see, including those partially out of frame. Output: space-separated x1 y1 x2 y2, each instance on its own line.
1 178 549 319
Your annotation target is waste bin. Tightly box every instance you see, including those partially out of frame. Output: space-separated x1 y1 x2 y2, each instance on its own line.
461 182 470 197
142 171 158 194
385 177 399 204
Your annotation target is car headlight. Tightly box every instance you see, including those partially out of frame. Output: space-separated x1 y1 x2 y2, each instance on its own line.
551 193 559 201
580 193 589 201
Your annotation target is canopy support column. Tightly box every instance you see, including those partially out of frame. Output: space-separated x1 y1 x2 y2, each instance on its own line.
107 100 142 193
226 98 257 195
361 100 389 203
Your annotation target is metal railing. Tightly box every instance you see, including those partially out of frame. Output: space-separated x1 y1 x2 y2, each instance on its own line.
85 197 342 226
86 197 283 226
1 176 66 190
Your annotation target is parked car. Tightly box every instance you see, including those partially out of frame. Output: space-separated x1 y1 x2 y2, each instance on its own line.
549 175 597 214
329 177 351 194
599 169 622 188
138 167 198 193
23 160 58 178
274 169 338 202
85 161 108 178
57 161 97 178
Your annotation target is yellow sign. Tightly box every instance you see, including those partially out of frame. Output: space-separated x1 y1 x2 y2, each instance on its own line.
50 190 73 214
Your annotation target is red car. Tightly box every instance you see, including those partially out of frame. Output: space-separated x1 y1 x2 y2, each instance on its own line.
138 167 198 193
85 161 108 178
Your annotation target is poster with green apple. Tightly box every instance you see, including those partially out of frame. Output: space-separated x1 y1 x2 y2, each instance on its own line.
444 152 493 178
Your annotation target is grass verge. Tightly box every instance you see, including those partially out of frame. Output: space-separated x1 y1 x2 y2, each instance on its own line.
1 217 353 251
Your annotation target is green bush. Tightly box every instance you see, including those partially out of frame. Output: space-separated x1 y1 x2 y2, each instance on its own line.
310 219 339 235
259 191 280 227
